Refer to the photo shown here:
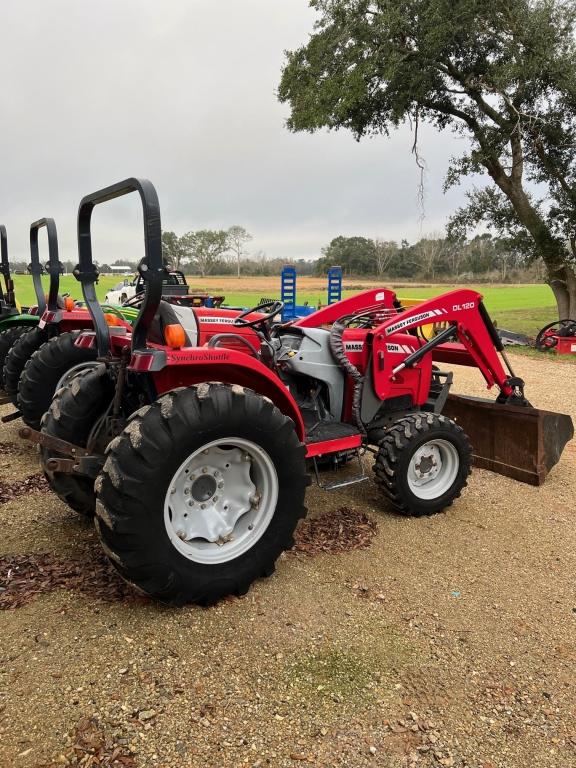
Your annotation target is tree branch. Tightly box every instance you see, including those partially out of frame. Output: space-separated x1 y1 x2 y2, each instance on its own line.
509 126 524 185
422 99 511 185
443 59 508 128
531 135 576 201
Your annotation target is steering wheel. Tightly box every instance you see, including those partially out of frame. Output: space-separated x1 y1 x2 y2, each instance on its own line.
233 300 284 335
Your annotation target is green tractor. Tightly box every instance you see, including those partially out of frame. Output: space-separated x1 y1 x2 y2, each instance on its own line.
0 225 42 387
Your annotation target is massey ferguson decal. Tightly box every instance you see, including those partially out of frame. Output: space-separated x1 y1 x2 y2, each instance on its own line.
386 343 415 354
385 308 448 335
201 316 234 324
344 340 416 353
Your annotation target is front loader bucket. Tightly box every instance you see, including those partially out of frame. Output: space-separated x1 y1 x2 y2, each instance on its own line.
443 394 574 486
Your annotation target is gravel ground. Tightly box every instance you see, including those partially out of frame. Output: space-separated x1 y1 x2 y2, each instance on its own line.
0 355 574 768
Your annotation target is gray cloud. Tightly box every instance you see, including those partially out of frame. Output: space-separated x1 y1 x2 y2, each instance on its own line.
0 0 474 265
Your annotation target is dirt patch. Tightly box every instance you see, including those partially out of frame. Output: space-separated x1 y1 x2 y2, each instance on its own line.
0 508 377 610
39 716 137 768
292 506 377 556
0 550 143 609
0 441 24 456
0 473 49 504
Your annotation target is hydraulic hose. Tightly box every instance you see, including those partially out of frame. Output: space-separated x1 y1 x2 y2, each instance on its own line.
329 317 366 436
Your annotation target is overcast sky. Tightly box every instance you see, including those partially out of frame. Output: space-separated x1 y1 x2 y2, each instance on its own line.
0 0 475 265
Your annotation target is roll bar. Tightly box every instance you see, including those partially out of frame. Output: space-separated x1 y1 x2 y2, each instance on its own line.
0 225 15 307
30 218 62 316
27 218 58 315
74 178 164 358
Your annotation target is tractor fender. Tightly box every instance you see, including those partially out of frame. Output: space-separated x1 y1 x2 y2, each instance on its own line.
0 314 39 331
147 348 306 442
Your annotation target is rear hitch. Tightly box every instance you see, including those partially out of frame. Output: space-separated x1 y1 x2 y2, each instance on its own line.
44 455 103 478
19 426 104 479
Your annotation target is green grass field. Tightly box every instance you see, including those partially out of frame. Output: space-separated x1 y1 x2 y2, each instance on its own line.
10 274 557 336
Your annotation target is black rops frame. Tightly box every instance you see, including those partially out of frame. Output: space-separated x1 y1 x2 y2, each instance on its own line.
74 178 165 361
0 225 17 309
28 218 60 316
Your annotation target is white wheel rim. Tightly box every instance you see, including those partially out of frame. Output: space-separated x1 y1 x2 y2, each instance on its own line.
407 438 460 500
163 437 279 565
55 361 102 392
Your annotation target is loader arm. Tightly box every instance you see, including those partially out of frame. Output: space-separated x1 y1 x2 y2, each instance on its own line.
293 288 399 328
375 289 517 400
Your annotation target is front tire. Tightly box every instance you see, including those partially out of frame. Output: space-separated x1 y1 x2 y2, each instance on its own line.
18 331 100 430
3 327 50 405
374 413 472 516
96 383 309 605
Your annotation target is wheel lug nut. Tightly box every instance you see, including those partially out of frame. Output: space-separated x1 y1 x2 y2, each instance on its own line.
218 482 224 489
213 495 218 503
184 488 189 495
201 503 206 509
188 500 194 506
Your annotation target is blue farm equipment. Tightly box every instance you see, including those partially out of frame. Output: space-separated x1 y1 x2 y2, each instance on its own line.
280 265 342 321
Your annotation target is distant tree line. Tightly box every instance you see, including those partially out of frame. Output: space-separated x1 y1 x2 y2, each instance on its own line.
7 230 544 283
314 233 537 281
161 227 253 277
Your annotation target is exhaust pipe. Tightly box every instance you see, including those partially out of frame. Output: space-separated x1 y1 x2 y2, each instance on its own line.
443 393 574 486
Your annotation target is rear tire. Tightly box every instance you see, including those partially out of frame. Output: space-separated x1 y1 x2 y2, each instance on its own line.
41 366 116 517
374 412 472 516
0 326 31 389
18 331 100 430
3 327 50 405
96 383 309 605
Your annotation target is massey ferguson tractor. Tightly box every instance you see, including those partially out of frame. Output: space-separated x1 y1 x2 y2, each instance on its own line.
22 178 573 606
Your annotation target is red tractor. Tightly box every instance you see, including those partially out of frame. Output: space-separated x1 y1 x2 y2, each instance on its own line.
26 179 573 606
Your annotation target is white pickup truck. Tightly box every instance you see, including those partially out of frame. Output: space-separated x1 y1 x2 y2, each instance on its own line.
104 271 190 305
104 279 136 305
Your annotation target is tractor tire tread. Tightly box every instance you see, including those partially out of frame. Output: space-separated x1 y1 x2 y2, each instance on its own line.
18 331 99 429
96 382 309 606
0 326 33 389
3 327 50 403
374 412 472 517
